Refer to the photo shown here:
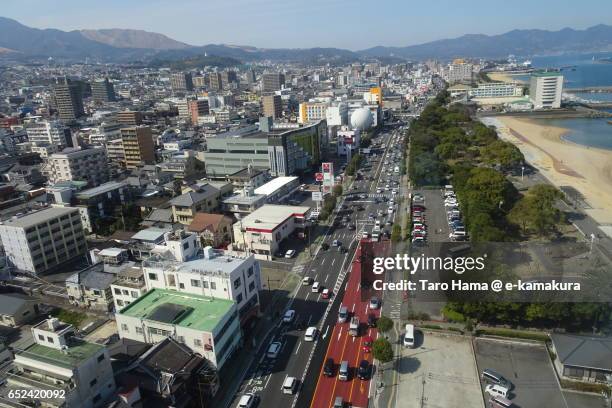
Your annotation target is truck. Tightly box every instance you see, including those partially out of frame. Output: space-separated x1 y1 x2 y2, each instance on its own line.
371 226 381 241
349 316 360 337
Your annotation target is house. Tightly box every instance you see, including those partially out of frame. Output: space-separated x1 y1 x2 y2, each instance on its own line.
66 263 117 312
550 333 612 383
111 266 146 311
0 293 39 327
187 212 233 248
112 337 219 407
169 183 223 225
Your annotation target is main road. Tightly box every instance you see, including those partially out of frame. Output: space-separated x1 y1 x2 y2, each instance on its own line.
230 125 404 408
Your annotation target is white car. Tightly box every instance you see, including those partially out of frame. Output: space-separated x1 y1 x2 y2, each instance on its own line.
283 310 296 323
304 326 318 341
267 341 282 359
238 393 257 408
284 249 296 258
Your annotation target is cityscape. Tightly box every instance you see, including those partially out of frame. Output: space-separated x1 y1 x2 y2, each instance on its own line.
0 4 612 408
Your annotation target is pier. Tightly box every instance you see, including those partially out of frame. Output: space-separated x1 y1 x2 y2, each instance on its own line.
564 86 612 93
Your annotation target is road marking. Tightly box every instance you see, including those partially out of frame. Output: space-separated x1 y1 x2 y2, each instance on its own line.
331 258 336 267
322 325 329 339
294 340 301 355
351 304 356 312
307 314 312 326
338 326 343 340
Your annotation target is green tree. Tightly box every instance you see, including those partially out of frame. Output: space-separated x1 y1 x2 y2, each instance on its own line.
391 224 402 242
372 338 394 363
376 315 393 333
332 184 343 197
508 184 563 236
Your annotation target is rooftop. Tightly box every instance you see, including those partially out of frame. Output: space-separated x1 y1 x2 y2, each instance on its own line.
254 176 298 196
551 333 612 371
238 204 310 231
19 339 104 369
75 181 127 200
188 212 231 233
0 206 78 228
169 184 220 207
174 251 252 276
532 71 564 78
131 227 171 243
118 288 235 332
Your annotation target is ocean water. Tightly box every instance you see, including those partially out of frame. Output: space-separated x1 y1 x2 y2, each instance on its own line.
538 118 612 150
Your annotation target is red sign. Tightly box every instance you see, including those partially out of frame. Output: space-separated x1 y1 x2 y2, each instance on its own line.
315 173 324 181
322 163 331 173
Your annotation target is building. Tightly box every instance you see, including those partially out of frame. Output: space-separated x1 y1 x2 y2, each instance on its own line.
231 204 310 259
529 72 563 109
130 228 200 262
121 126 155 169
299 101 328 124
254 176 299 203
25 120 73 148
88 121 122 145
262 72 285 92
91 78 116 103
189 99 210 123
225 167 267 189
209 72 222 91
221 70 237 88
170 183 225 225
170 72 194 92
116 288 241 369
0 293 38 327
221 188 266 217
0 207 87 275
105 138 125 164
193 74 207 88
117 110 143 126
187 212 233 248
444 61 473 84
143 247 261 325
52 78 85 122
110 264 146 311
550 333 612 383
262 94 282 119
337 127 361 158
469 82 523 99
204 119 325 177
325 103 349 126
1 318 116 408
66 263 116 311
45 147 109 187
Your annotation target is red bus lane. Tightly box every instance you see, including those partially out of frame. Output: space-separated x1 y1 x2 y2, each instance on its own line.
310 241 381 408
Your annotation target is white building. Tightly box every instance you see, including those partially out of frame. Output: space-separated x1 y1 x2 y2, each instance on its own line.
116 288 241 369
143 247 262 324
231 204 310 260
0 207 86 275
110 263 146 311
325 103 349 127
530 72 563 109
337 127 361 158
469 82 523 99
444 62 473 84
88 121 122 145
130 228 200 262
25 120 72 148
3 318 116 408
254 176 300 203
44 147 109 187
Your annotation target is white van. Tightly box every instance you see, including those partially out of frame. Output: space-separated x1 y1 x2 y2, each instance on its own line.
485 384 509 399
304 326 317 342
403 324 415 348
312 282 320 293
282 377 297 394
238 393 256 408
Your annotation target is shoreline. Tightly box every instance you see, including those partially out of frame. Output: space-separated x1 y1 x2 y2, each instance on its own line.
484 116 612 224
487 72 527 84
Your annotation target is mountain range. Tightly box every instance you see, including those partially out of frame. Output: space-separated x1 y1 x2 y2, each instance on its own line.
1 16 611 64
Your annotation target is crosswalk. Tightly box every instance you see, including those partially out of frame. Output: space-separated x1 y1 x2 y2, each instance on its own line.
291 264 305 275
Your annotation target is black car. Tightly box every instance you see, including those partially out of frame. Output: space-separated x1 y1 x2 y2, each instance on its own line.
367 314 377 328
323 358 335 377
348 224 356 230
357 360 370 380
321 243 330 250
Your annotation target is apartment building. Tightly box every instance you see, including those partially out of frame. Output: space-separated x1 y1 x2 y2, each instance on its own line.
120 126 155 169
299 101 328 123
143 247 261 324
116 288 241 369
170 72 194 92
45 147 109 187
262 94 282 119
25 120 73 148
530 72 564 109
262 72 285 92
91 78 116 103
52 78 85 122
0 207 86 275
110 264 146 311
1 318 116 408
469 82 523 99
117 110 143 126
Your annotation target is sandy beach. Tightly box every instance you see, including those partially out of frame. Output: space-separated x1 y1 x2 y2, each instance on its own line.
488 116 612 224
487 72 527 84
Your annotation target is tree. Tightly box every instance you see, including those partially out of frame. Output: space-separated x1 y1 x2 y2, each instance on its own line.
376 315 393 333
332 184 343 197
391 224 402 242
372 338 394 363
508 184 563 236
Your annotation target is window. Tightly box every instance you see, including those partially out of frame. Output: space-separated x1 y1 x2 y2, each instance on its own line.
191 279 201 287
114 288 121 295
122 290 129 295
236 293 243 303
194 338 202 347
210 282 216 290
135 327 143 335
202 281 209 288
177 336 185 343
90 379 97 387
247 267 254 277
183 242 190 250
121 323 129 332
117 300 124 306
148 273 158 281
131 291 138 298
233 278 241 289
97 354 105 363
38 334 44 341
179 283 185 289
249 282 255 292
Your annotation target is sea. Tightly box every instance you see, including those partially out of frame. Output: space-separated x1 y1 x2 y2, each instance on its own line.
520 52 612 150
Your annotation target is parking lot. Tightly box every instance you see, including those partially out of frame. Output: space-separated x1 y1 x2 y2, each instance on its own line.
474 338 569 408
394 332 484 408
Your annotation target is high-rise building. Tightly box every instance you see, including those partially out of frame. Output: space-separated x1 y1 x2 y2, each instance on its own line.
262 94 282 119
91 78 116 103
209 72 223 91
117 110 143 126
25 120 73 148
52 78 85 122
189 99 210 123
222 70 237 88
245 69 256 84
529 72 563 109
0 207 87 275
45 147 109 186
193 74 207 88
170 72 194 92
262 72 285 92
443 61 473 84
120 126 155 169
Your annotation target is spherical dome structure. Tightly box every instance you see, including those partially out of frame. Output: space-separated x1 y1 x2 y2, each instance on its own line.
350 107 373 130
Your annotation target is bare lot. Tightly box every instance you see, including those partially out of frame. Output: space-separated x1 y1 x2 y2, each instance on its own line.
394 331 484 408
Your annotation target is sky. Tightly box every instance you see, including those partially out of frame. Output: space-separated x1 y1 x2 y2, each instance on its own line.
2 0 611 50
